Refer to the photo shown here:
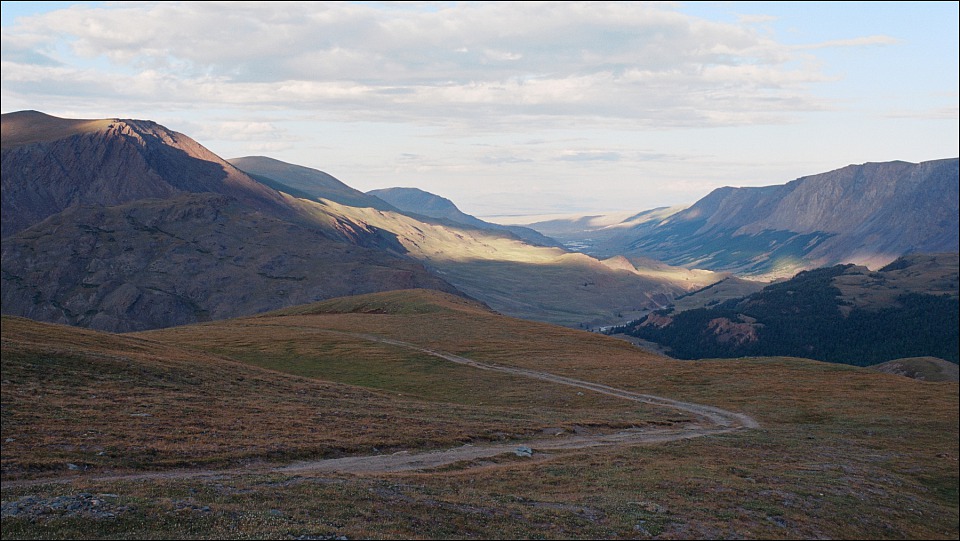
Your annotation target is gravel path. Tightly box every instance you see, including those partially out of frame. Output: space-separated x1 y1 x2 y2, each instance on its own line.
2 331 757 488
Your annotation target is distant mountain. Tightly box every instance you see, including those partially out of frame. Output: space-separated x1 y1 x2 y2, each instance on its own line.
1 111 290 238
2 111 721 331
368 187 562 247
229 155 397 212
1 112 458 331
618 253 960 366
280 189 724 328
527 159 959 278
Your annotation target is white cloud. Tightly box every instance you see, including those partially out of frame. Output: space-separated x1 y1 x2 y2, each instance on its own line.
2 1 954 216
1 1 833 130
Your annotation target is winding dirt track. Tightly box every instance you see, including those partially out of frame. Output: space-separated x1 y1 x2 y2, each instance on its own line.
2 332 758 488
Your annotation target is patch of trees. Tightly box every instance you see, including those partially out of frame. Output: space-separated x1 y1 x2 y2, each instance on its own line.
616 264 959 366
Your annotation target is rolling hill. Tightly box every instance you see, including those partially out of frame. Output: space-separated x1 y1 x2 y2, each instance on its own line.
2 289 956 539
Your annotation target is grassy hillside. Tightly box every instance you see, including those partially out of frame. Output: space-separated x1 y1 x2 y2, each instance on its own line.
292 197 720 328
870 357 959 382
2 290 957 539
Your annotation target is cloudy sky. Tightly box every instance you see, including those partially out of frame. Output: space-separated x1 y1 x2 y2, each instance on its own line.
2 1 957 218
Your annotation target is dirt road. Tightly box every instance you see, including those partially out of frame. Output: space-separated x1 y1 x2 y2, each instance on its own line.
2 331 757 488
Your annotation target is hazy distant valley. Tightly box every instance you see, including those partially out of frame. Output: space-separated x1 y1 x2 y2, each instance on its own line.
2 111 957 540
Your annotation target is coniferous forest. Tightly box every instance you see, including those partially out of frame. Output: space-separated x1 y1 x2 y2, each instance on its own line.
618 265 959 366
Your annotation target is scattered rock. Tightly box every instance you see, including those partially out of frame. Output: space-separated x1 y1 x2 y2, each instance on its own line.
767 516 788 528
171 500 213 514
1 493 133 520
514 446 533 458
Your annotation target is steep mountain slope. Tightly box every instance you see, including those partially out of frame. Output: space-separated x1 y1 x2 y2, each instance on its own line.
228 155 398 211
224 155 723 328
2 111 720 331
0 111 458 331
528 159 959 278
2 111 290 238
620 253 960 365
368 186 561 247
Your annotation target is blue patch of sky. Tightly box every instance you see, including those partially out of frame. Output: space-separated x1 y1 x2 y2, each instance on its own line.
678 1 958 108
0 1 102 26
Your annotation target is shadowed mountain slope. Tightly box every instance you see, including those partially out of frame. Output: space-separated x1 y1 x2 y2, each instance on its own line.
1 112 458 331
620 252 960 365
228 155 398 212
286 195 722 328
225 156 722 328
368 186 562 247
2 111 721 331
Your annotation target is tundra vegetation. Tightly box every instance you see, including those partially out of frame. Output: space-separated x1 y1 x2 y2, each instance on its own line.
2 290 957 539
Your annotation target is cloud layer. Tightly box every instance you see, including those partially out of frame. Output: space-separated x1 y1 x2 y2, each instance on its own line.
2 1 955 216
2 1 834 128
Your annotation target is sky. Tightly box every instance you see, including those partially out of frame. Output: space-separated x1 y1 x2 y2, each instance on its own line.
2 1 957 219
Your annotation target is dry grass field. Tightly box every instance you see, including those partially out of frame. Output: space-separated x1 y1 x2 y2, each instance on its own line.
2 289 957 539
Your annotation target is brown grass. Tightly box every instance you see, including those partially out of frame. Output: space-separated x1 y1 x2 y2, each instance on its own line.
2 289 957 539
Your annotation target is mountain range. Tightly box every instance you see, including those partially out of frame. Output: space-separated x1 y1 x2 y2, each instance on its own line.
1 111 456 331
527 159 959 278
1 111 716 331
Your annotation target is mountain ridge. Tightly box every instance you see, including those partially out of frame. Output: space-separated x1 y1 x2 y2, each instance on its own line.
2 110 719 331
0 111 462 331
524 158 959 278
368 186 563 247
